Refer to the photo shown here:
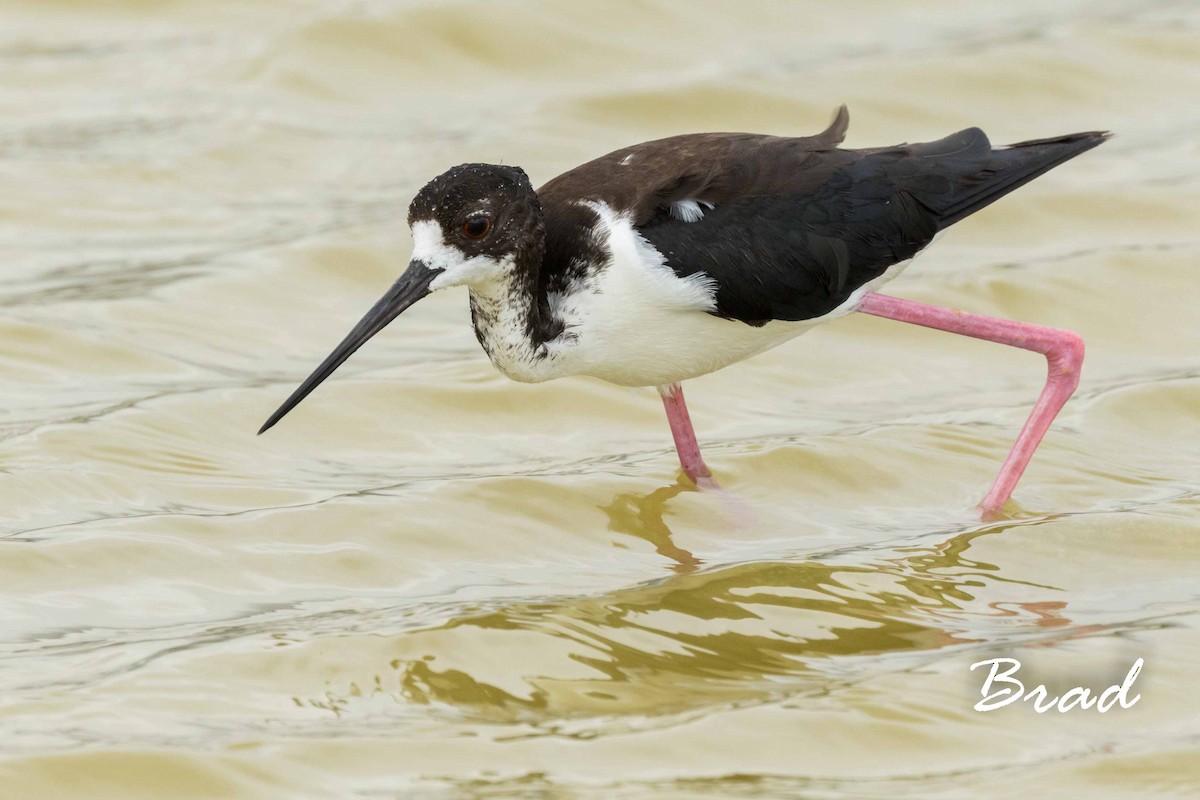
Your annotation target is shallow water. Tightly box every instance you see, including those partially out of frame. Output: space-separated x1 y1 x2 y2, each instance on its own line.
2 1 1199 797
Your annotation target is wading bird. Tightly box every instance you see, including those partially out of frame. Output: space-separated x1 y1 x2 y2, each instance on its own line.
260 107 1107 515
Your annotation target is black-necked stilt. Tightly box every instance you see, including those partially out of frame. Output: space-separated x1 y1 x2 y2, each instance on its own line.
260 107 1108 515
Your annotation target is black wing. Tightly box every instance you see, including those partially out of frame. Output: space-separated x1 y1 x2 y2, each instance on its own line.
641 126 1110 325
538 107 1108 325
640 158 937 325
536 107 853 298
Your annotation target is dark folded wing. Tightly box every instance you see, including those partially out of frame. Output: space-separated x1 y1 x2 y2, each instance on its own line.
639 163 938 325
536 107 854 297
538 106 851 227
639 126 1108 325
537 106 1108 325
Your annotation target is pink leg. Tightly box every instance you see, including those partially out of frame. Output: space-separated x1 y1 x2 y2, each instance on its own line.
856 292 1084 516
658 383 719 490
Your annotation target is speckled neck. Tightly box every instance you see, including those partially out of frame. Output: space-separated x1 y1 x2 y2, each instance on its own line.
466 242 567 384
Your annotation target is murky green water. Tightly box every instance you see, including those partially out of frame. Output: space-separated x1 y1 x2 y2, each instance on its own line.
2 1 1199 797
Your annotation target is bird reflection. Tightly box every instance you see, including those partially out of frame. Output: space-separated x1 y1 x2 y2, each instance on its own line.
299 517 1109 730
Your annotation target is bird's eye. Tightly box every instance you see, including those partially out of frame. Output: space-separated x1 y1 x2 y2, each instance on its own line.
462 214 492 240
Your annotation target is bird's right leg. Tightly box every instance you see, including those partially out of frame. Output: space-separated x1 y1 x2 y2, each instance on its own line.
657 383 719 490
855 291 1085 516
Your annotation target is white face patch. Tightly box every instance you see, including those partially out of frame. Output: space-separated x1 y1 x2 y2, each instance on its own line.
411 219 464 274
411 219 505 291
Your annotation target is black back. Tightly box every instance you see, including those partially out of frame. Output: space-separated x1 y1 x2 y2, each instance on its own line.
537 108 1108 325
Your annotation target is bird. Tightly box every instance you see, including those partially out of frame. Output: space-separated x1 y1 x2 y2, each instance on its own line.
259 106 1108 516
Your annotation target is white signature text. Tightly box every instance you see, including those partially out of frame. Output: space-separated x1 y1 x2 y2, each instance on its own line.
969 657 1143 713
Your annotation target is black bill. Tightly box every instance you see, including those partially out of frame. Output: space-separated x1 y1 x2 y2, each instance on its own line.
258 260 441 434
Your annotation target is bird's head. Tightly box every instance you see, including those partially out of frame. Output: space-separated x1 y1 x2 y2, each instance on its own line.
408 163 543 291
258 163 542 434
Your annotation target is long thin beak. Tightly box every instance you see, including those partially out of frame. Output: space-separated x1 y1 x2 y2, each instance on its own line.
258 261 441 435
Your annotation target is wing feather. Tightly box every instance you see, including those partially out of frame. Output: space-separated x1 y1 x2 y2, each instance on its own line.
537 107 1107 325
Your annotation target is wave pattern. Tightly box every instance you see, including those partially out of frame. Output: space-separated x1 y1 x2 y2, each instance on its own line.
1 0 1198 797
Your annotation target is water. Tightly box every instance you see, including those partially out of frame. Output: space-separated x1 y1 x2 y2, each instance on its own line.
2 1 1199 797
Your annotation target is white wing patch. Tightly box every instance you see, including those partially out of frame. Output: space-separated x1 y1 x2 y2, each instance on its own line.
668 199 714 223
544 200 825 386
582 200 717 312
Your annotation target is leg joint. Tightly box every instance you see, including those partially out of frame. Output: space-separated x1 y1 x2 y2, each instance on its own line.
1045 329 1085 384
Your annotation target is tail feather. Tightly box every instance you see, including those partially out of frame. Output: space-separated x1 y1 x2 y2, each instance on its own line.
931 130 1111 229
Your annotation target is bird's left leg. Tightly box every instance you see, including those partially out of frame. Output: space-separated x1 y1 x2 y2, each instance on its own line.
856 291 1085 516
657 383 719 489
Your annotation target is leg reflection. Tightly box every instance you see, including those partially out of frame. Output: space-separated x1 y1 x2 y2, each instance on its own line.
599 478 703 573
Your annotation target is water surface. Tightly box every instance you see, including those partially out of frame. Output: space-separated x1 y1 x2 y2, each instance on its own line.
2 1 1199 797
